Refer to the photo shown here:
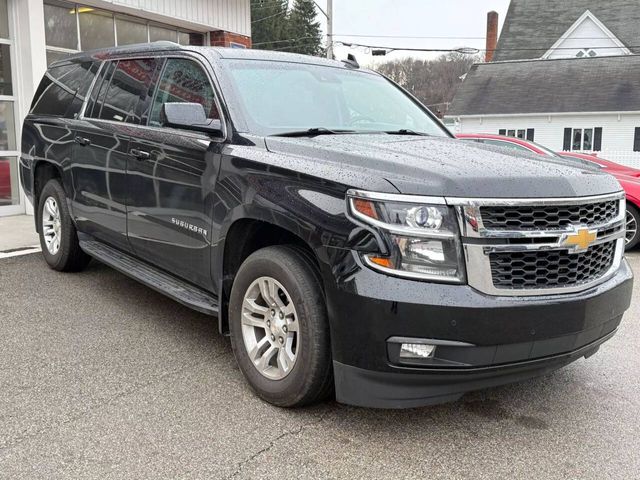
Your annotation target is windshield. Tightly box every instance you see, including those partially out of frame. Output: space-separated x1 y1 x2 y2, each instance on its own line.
222 59 450 137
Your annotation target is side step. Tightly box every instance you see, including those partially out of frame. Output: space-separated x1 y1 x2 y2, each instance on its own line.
79 238 219 316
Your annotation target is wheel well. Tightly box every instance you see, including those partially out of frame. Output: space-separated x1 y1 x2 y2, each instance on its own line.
33 162 63 233
220 219 318 333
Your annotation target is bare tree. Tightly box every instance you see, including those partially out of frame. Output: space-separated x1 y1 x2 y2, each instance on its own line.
375 53 481 117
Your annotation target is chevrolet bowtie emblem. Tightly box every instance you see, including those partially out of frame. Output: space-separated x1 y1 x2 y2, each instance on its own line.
562 228 597 252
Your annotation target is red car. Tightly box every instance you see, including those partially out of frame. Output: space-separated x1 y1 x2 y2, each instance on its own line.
456 133 640 250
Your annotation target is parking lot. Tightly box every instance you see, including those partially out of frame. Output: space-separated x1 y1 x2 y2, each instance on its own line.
0 252 638 479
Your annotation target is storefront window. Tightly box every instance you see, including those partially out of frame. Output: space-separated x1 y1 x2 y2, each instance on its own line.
116 17 148 45
79 9 115 50
0 0 16 209
0 101 16 151
0 156 17 206
0 43 11 95
179 32 205 46
150 24 177 42
44 2 205 66
0 0 8 39
44 0 78 50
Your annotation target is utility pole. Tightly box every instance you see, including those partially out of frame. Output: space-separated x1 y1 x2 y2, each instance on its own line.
313 1 333 59
326 0 333 59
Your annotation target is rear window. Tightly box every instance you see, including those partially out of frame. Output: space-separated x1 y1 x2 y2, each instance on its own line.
30 62 99 117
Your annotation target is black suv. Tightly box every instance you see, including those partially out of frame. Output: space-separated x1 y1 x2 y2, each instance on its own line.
20 43 633 408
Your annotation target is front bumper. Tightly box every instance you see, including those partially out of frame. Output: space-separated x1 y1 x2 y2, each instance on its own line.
322 252 633 408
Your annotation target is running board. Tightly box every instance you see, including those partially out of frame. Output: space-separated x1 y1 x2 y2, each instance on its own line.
79 238 219 316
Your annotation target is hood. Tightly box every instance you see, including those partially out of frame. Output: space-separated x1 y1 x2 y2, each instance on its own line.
265 134 621 198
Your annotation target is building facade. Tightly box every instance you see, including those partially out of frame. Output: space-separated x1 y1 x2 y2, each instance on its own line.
448 0 640 168
0 0 251 217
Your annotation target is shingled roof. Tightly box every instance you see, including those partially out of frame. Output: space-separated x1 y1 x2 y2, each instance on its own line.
447 54 640 116
494 0 640 61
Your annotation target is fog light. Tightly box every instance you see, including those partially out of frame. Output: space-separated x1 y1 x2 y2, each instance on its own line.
399 343 436 359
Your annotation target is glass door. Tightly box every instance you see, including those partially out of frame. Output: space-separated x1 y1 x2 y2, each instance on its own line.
0 0 21 216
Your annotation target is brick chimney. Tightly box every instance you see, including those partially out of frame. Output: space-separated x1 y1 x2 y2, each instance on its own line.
486 11 499 62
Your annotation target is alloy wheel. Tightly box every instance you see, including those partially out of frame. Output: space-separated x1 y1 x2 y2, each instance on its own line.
626 210 638 245
42 196 61 255
240 276 299 380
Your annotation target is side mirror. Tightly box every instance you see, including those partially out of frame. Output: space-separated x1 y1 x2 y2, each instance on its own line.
160 102 223 136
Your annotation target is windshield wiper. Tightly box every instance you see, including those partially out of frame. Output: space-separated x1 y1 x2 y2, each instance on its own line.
384 129 431 136
272 127 357 137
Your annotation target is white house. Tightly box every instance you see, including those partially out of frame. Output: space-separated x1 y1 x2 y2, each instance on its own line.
447 0 640 169
0 0 252 218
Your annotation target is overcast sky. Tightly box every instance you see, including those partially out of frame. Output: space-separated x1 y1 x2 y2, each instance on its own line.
312 0 511 65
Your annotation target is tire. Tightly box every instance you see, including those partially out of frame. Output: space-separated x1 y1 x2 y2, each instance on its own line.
229 245 333 407
38 179 91 272
625 204 640 251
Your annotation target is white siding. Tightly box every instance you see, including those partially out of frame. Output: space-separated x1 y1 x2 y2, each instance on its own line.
82 0 251 36
545 13 628 59
452 113 640 168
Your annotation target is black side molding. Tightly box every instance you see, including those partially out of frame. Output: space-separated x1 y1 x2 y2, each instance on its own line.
79 236 219 316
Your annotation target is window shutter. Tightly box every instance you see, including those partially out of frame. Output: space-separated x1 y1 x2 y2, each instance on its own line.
593 127 603 151
526 129 535 141
634 128 640 152
563 128 572 151
498 129 506 136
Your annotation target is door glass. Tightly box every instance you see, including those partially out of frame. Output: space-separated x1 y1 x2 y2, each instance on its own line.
149 58 218 127
99 59 159 123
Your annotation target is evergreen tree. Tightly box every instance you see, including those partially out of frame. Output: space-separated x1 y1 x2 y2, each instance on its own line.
250 0 289 51
286 0 324 56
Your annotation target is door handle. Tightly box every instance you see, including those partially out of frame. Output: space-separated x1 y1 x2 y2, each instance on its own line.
74 136 91 146
130 148 151 160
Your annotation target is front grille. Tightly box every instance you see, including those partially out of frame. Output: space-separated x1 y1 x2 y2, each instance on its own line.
489 241 616 289
480 200 619 230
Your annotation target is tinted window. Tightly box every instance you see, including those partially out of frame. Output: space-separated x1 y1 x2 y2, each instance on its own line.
86 61 116 119
31 62 98 117
96 59 160 123
149 58 218 127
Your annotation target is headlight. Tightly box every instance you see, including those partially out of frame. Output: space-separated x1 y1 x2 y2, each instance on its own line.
347 191 465 283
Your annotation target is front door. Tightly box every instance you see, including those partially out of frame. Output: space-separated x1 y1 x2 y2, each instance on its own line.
71 58 161 251
127 57 223 291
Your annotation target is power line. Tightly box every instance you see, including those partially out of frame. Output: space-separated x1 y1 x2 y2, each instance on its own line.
252 9 288 23
333 33 632 41
335 40 640 54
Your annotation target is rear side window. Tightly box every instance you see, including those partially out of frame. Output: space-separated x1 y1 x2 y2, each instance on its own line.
149 58 218 127
30 62 99 117
89 58 161 124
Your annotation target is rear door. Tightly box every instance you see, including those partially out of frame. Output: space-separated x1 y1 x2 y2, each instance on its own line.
127 56 224 290
71 58 161 251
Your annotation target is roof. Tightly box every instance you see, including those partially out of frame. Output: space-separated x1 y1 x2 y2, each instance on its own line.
448 54 640 116
494 0 640 61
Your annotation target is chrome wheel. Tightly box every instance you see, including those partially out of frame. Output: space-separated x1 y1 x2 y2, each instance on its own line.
241 276 299 380
42 196 61 255
626 210 638 245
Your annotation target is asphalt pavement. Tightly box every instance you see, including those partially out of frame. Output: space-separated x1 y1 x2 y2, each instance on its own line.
0 252 638 479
